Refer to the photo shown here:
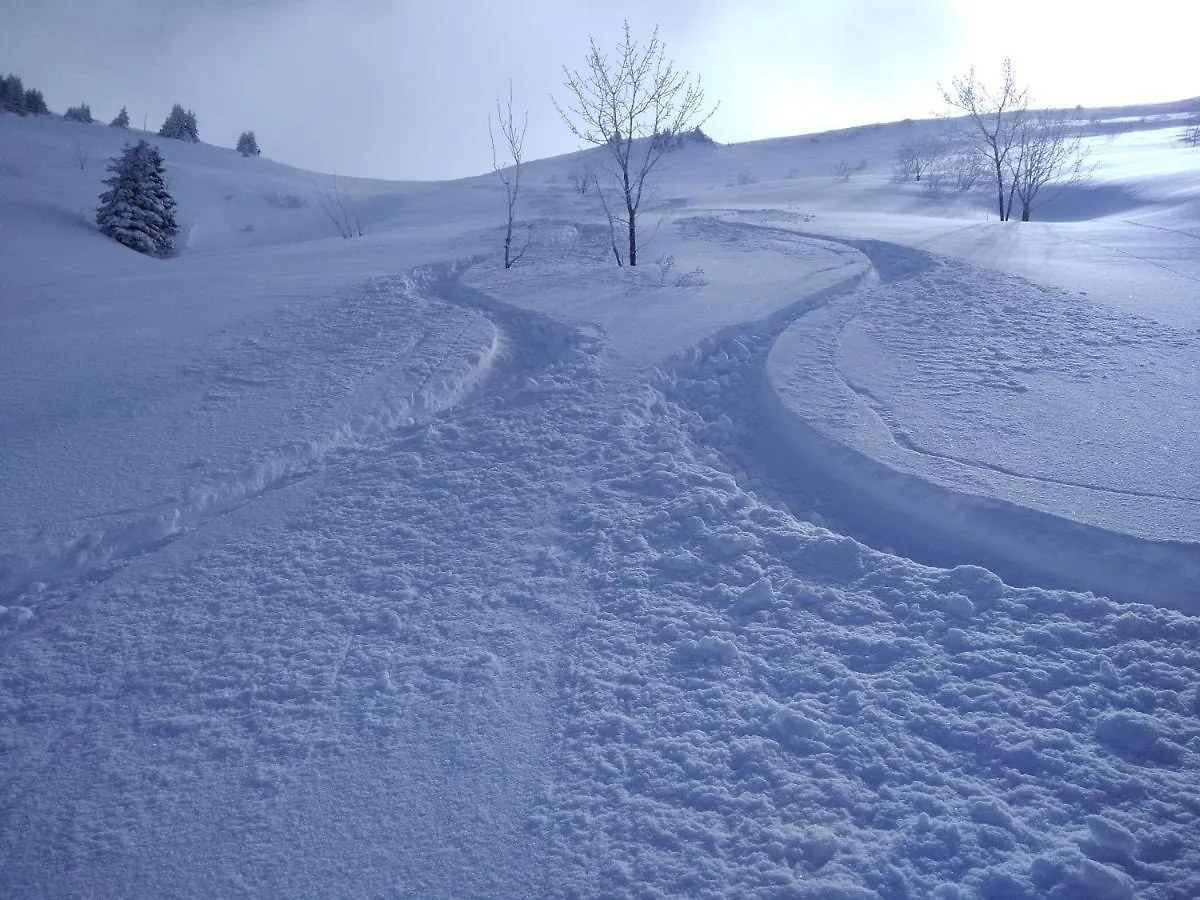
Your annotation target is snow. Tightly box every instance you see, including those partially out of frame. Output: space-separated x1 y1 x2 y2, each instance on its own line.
1 105 1199 898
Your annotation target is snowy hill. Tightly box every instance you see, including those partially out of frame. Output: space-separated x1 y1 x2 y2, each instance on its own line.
2 103 1199 899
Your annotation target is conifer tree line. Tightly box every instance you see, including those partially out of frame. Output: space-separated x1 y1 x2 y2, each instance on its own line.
0 72 48 115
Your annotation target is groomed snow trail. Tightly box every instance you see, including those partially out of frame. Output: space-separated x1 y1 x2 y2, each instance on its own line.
2 243 1199 899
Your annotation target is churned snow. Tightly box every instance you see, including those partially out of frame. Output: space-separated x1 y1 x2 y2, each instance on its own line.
1 102 1198 899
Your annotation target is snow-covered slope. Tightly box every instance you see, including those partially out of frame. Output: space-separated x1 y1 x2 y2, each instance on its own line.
1 104 1198 899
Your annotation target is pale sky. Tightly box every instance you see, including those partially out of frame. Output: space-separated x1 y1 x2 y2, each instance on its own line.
2 0 1197 180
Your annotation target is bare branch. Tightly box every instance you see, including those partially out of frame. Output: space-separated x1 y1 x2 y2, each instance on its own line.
489 81 529 269
1008 110 1093 220
314 175 364 239
939 57 1030 220
552 20 717 265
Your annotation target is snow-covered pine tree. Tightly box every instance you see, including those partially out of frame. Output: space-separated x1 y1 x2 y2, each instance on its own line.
95 140 179 258
0 74 26 113
236 130 261 156
110 106 130 128
24 88 48 115
64 103 93 123
159 103 199 142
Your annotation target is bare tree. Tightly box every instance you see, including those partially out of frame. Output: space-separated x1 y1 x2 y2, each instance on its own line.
567 164 593 195
71 142 93 171
940 58 1029 220
892 135 946 184
1008 110 1091 221
553 21 715 266
489 82 531 269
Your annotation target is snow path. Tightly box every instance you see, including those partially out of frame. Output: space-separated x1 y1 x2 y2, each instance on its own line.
530 276 1200 896
0 269 597 898
1 247 1198 897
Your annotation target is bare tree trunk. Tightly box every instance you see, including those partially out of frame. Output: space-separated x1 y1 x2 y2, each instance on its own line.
994 158 1006 220
627 199 637 267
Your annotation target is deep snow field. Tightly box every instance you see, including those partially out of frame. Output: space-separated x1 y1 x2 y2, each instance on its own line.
1 100 1199 899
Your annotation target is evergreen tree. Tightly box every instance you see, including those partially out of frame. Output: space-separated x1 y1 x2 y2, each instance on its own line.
96 140 179 258
110 106 130 128
159 103 199 142
236 130 261 157
0 74 48 115
64 103 93 123
23 88 48 115
0 74 26 114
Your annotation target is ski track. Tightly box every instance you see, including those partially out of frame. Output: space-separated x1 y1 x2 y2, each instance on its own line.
1 225 1198 899
717 211 1200 609
0 272 501 609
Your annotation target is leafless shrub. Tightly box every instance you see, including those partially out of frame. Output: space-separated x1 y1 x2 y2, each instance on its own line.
922 141 987 195
674 267 707 288
489 81 531 269
71 143 92 170
567 166 592 194
654 252 676 286
264 191 307 209
314 176 364 239
1182 126 1200 148
736 169 758 186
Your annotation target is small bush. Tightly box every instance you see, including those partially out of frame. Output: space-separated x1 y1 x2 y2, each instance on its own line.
567 167 592 195
64 103 93 124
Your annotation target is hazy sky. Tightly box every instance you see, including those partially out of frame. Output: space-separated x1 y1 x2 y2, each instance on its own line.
2 0 1197 180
